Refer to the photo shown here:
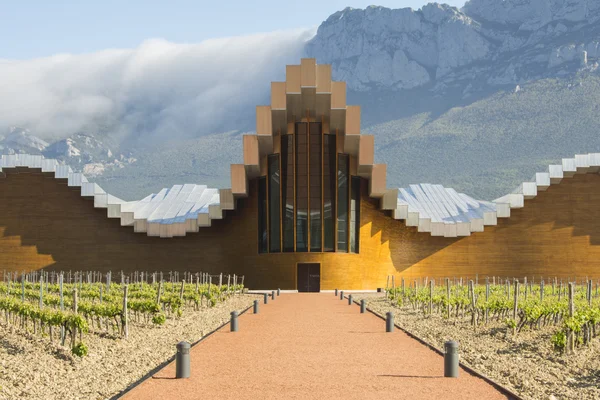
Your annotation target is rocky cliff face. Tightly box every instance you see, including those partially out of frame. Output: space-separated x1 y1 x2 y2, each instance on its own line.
1 128 136 178
306 0 600 92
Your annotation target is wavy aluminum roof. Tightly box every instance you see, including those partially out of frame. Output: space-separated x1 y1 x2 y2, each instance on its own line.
390 153 600 238
1 152 599 238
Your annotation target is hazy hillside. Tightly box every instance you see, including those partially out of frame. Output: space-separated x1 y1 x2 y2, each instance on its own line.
93 73 600 201
96 131 244 200
365 74 600 200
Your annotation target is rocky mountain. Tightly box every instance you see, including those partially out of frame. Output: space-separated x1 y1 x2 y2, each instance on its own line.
42 133 137 177
0 127 49 155
1 128 136 178
306 1 600 92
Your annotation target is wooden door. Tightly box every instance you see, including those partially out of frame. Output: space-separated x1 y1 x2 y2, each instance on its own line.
297 263 320 292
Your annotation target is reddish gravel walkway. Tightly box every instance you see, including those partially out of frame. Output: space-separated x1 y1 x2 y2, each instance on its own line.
122 293 510 400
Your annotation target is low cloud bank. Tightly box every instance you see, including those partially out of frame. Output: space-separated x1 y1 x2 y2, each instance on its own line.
0 28 315 145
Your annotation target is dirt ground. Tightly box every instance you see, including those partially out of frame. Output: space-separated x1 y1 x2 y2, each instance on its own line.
0 294 259 400
356 293 600 400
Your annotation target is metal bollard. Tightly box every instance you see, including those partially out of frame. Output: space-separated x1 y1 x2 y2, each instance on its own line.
253 300 259 314
230 311 239 332
386 312 394 332
271 290 276 300
176 341 191 378
263 293 268 304
360 299 366 313
277 288 281 296
340 290 344 300
444 341 459 378
348 294 353 305
335 289 338 296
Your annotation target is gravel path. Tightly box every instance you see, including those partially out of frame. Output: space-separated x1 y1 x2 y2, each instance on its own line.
0 294 259 400
124 293 508 400
355 293 600 400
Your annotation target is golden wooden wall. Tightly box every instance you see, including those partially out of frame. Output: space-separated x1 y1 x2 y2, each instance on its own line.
1 171 600 289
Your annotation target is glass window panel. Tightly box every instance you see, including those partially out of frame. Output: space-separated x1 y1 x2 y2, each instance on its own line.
337 154 349 252
309 122 322 252
295 122 308 252
323 134 336 252
281 135 295 252
258 177 267 254
268 154 281 253
350 176 361 253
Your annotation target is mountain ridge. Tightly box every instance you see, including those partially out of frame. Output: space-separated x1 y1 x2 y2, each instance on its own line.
3 0 600 201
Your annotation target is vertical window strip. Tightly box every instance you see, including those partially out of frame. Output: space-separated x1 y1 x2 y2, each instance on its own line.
281 135 295 252
268 154 281 253
258 177 268 254
295 122 308 252
350 176 361 253
309 122 322 252
323 134 336 252
337 154 349 252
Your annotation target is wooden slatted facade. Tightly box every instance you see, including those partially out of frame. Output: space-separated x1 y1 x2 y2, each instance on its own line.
1 59 600 289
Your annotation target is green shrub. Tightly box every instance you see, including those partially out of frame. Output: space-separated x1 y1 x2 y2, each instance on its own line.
72 342 88 357
152 313 166 325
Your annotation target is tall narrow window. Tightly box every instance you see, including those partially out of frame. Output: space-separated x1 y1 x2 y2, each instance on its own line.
337 154 349 252
268 154 281 253
323 134 336 252
350 176 361 253
295 122 308 252
281 135 294 252
309 122 322 252
258 177 267 253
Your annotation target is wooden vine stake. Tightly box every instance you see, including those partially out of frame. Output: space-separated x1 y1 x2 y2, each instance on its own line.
446 278 451 319
512 280 519 335
428 279 433 315
469 280 476 328
401 277 405 301
123 285 129 339
485 278 490 324
568 282 575 353
70 288 78 348
156 280 163 306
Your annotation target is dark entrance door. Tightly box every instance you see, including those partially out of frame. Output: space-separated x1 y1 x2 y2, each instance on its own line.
297 263 320 292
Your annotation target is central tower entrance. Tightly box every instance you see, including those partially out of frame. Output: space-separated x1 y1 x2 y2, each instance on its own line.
297 263 321 292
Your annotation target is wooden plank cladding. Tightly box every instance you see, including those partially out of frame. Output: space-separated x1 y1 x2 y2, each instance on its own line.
3 173 600 290
243 135 260 178
256 106 272 135
316 64 332 93
3 59 600 292
271 83 286 110
331 81 346 109
230 164 248 197
285 65 301 93
300 58 317 88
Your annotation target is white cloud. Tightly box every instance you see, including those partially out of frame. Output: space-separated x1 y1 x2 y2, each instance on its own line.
0 28 316 145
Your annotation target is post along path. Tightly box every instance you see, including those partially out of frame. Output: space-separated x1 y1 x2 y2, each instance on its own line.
123 293 510 400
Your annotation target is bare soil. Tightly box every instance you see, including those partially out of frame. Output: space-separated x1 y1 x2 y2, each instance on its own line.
0 294 259 400
355 293 600 400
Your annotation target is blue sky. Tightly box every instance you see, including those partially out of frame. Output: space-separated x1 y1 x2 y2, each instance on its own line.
2 0 465 59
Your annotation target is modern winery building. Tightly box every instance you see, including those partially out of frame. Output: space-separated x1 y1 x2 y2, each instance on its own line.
1 58 600 290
